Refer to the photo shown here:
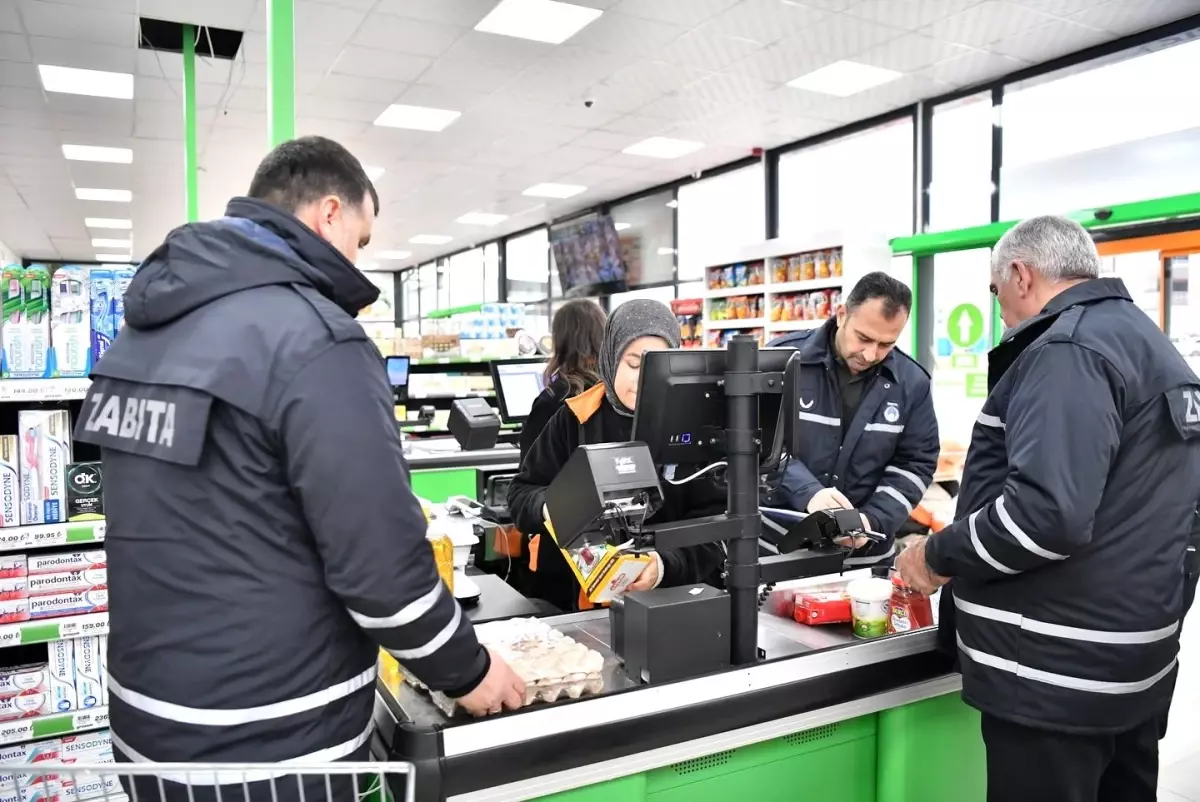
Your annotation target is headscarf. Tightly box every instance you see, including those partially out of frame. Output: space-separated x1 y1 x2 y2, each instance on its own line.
598 299 682 416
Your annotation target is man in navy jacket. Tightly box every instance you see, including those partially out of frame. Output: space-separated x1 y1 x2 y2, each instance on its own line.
767 272 939 562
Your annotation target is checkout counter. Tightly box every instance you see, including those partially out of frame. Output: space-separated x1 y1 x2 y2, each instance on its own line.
379 339 986 801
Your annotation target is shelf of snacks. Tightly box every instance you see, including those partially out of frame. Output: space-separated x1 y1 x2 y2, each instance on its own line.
670 298 704 349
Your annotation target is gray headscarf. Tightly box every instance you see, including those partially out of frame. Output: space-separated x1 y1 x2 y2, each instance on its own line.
599 299 682 416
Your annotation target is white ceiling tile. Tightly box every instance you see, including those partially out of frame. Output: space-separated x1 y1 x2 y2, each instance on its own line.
314 74 406 104
416 58 522 93
568 12 687 56
353 11 466 57
56 112 134 136
140 0 256 30
398 84 492 112
915 48 1028 86
761 115 839 143
725 41 837 84
655 27 769 70
786 12 909 59
845 0 982 30
1010 0 1109 16
494 68 594 106
295 1 368 43
135 77 228 106
45 92 134 117
373 0 496 27
19 0 136 47
611 0 742 27
1 33 34 62
298 94 383 122
1068 0 1200 34
922 1 1058 48
599 114 676 136
989 18 1110 60
858 33 975 73
331 46 433 81
0 4 21 33
134 113 182 139
137 49 237 85
440 30 556 69
571 129 635 151
706 0 833 45
222 83 268 112
0 87 45 112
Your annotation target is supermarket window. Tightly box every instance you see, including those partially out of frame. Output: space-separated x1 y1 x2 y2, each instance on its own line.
436 258 451 309
930 93 993 230
483 243 500 302
610 191 676 287
506 228 550 302
778 117 914 240
609 285 676 310
449 248 484 307
677 164 765 282
1001 37 1200 219
401 269 419 322
418 262 436 316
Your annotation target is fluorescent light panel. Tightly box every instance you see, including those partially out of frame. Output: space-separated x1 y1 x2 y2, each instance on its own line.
373 104 461 132
39 65 133 99
475 0 602 45
787 60 901 97
76 188 132 202
95 254 131 262
409 235 452 245
376 250 412 259
523 183 586 199
92 238 131 248
456 212 508 226
85 217 132 230
366 166 385 181
63 144 132 163
614 222 631 231
622 137 704 159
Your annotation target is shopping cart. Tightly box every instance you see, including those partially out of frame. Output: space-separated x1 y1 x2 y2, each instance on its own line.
0 761 415 802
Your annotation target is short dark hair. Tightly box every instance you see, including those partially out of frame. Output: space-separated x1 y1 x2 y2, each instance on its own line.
845 271 912 319
248 135 379 217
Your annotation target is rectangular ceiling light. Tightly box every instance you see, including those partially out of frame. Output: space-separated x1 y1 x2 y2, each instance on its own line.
376 250 412 259
475 0 602 44
39 65 134 100
456 212 509 226
63 144 133 163
85 217 132 229
373 104 461 132
365 166 385 181
614 222 631 231
76 188 132 202
95 254 132 263
523 183 586 199
622 137 704 159
787 60 901 97
92 238 132 248
409 234 453 245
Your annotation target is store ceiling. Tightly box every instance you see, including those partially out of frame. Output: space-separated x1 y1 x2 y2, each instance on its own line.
0 0 1197 269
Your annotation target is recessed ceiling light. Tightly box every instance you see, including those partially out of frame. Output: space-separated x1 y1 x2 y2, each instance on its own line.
622 137 705 159
39 65 133 100
92 238 131 248
63 144 133 163
665 199 679 209
523 183 587 199
456 212 509 226
787 60 901 97
614 222 631 231
76 188 132 202
377 250 412 259
366 166 385 181
373 104 461 132
85 217 132 230
475 0 602 45
95 254 132 263
656 247 677 256
409 235 453 245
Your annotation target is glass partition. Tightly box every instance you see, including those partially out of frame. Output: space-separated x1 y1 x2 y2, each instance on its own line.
506 228 550 302
611 190 676 287
930 93 993 230
677 165 765 281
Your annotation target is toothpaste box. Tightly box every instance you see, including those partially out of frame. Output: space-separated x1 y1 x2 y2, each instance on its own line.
97 637 107 706
60 736 116 802
0 744 25 802
1 265 51 380
27 569 106 597
49 267 91 379
0 598 28 625
0 691 51 723
65 463 102 523
17 740 61 802
0 557 23 579
60 731 108 760
27 551 104 576
0 577 26 601
18 410 71 526
0 438 18 529
47 640 76 713
112 268 133 334
72 637 103 708
29 589 107 621
0 666 51 722
87 268 115 367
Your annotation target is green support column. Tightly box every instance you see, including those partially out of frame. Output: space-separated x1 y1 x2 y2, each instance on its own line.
181 24 199 223
266 0 296 147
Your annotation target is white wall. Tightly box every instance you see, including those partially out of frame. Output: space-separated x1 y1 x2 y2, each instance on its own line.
0 239 18 266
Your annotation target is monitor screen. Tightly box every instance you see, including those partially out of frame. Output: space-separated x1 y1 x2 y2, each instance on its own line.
549 214 628 298
490 358 549 423
386 356 411 388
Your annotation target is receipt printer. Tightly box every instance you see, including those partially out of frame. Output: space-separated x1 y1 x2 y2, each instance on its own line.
449 398 501 451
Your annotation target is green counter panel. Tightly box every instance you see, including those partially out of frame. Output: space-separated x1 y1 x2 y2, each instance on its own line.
410 468 477 503
877 693 986 802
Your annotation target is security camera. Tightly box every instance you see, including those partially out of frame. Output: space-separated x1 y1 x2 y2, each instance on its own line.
583 97 595 108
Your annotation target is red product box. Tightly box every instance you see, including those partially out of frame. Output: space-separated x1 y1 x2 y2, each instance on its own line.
0 556 27 580
0 577 27 601
0 598 29 624
793 591 852 626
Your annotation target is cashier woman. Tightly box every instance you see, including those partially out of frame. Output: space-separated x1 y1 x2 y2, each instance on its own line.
509 300 726 611
766 272 940 562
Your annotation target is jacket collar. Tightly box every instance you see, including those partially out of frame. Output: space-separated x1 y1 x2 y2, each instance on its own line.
1001 277 1132 344
224 197 379 316
795 317 898 381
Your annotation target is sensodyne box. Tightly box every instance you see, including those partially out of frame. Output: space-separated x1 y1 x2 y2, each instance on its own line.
17 410 71 526
72 636 103 708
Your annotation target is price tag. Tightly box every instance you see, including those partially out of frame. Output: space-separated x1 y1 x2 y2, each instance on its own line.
57 615 108 639
75 709 109 731
30 527 66 545
0 628 23 648
0 720 32 745
0 531 26 550
92 522 107 540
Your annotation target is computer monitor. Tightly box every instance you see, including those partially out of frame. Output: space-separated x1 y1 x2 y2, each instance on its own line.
630 346 799 472
489 357 550 423
385 356 410 391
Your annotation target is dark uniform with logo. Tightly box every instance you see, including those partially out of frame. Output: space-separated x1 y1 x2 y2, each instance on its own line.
73 199 490 802
925 278 1200 801
766 319 939 561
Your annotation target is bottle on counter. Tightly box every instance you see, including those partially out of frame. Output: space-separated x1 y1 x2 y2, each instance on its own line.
889 568 934 634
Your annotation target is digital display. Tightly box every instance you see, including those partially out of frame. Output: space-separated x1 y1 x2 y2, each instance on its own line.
386 356 410 388
495 361 547 419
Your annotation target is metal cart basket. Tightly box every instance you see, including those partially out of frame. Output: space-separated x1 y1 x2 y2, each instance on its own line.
0 761 415 802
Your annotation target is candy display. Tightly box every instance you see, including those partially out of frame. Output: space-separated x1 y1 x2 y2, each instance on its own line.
773 248 843 284
706 328 765 348
708 295 764 321
770 289 840 323
706 261 764 290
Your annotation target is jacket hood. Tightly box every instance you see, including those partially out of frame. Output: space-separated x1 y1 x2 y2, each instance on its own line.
123 197 380 330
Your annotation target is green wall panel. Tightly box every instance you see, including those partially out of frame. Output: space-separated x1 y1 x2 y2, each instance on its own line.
410 468 477 503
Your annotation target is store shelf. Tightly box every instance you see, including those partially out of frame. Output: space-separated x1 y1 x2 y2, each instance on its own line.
408 391 495 400
411 357 489 366
0 520 105 553
770 319 828 332
705 285 766 299
0 612 108 648
770 277 842 295
0 379 90 403
703 319 766 330
0 707 108 746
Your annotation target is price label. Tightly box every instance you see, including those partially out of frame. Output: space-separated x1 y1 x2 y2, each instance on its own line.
0 629 23 648
30 528 64 545
74 709 109 731
0 532 25 550
0 720 32 745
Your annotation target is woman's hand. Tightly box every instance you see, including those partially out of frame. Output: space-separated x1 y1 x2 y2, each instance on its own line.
627 552 660 591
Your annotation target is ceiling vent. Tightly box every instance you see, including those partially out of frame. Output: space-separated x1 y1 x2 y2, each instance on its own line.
137 17 244 60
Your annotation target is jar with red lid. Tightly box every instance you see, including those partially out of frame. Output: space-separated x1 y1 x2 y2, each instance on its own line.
889 569 934 634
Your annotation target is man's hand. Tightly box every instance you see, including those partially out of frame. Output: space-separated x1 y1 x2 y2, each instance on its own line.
455 649 527 717
896 536 949 595
807 487 851 513
627 552 660 592
835 513 873 551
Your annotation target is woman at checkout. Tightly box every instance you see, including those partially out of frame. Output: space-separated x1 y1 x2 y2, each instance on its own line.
508 300 726 610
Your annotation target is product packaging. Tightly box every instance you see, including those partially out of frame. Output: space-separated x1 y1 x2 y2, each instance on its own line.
72 637 103 708
27 568 106 597
1 266 51 379
112 268 134 333
0 740 64 802
0 577 26 601
18 410 71 526
544 519 650 605
65 463 103 522
49 267 91 379
0 665 51 722
87 268 115 366
847 577 892 639
793 591 852 626
47 640 77 713
27 550 105 576
0 437 18 529
29 589 107 621
97 636 107 706
0 599 28 624
0 556 25 579
59 731 109 760
0 744 25 802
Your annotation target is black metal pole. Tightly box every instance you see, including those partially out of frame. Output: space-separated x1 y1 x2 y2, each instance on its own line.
725 335 761 666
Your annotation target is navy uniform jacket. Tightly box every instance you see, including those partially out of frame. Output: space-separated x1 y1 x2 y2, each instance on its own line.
767 320 939 559
927 278 1200 734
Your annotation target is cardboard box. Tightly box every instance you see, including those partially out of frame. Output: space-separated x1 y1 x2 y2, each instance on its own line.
64 463 102 523
27 569 106 597
0 666 51 722
16 740 62 802
1 266 51 380
545 519 651 606
47 640 77 714
0 598 29 625
0 577 26 601
49 266 91 379
29 589 107 621
18 410 71 526
72 637 103 708
26 551 103 576
0 438 18 529
59 731 108 759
